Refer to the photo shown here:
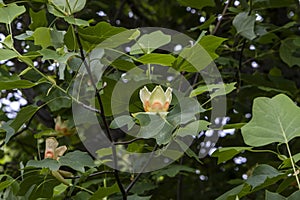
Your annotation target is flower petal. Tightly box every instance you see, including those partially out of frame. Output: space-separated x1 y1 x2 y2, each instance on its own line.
149 85 166 106
139 86 151 105
45 137 58 159
165 87 172 103
55 145 67 159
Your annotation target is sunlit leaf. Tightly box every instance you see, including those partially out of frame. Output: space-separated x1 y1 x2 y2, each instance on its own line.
0 3 25 24
241 94 300 147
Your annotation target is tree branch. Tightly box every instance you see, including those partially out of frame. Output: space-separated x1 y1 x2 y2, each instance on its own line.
74 26 127 199
212 0 232 35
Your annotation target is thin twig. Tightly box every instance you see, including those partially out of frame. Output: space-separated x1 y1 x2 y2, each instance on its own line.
212 0 232 35
66 170 114 179
236 40 246 93
74 26 127 199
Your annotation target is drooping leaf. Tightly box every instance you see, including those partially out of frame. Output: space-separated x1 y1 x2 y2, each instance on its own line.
233 12 257 40
190 82 236 98
0 79 37 90
212 147 252 164
177 0 215 10
241 94 300 147
130 31 171 54
18 174 60 200
279 36 300 67
0 49 18 61
0 3 25 24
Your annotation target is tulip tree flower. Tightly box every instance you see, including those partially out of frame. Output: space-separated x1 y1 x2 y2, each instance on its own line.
44 137 72 186
44 137 67 160
139 85 172 113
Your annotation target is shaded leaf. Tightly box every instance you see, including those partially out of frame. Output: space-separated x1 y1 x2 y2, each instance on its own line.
212 147 252 164
59 151 95 173
177 0 215 10
279 36 300 67
130 31 171 54
233 12 257 40
89 183 119 200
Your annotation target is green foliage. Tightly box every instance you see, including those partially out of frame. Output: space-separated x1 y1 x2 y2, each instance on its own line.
0 0 300 199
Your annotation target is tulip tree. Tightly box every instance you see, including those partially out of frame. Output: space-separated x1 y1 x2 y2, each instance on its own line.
0 0 300 199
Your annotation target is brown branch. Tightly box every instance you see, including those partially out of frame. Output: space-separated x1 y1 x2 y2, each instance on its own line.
74 26 127 200
212 0 232 35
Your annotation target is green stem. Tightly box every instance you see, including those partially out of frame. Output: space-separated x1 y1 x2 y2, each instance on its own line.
285 141 300 190
74 185 94 195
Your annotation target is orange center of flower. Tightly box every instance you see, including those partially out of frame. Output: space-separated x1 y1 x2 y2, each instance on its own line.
45 151 54 159
144 101 170 112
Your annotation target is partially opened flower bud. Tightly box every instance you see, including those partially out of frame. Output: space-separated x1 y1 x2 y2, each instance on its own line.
44 137 67 160
139 85 172 113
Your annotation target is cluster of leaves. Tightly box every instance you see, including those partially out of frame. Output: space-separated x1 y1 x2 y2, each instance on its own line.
0 0 299 199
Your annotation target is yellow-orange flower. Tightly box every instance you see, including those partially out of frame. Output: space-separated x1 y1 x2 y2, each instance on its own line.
44 137 67 160
139 85 172 113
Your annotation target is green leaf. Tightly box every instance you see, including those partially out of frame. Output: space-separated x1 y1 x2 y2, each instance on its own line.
0 175 15 191
137 53 176 66
10 105 40 132
190 82 236 98
130 31 171 54
59 151 95 173
198 35 227 59
26 159 60 171
265 190 285 200
127 194 151 200
29 8 48 30
279 36 300 67
48 0 86 17
134 113 175 145
177 0 215 10
212 147 252 164
0 79 37 90
175 120 210 137
246 164 283 188
233 12 257 40
89 183 120 200
110 59 136 71
175 44 212 72
78 21 127 49
32 27 52 48
241 94 300 147
18 174 60 200
64 16 89 26
151 164 195 178
0 49 18 61
110 115 135 130
253 0 296 9
0 3 25 24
